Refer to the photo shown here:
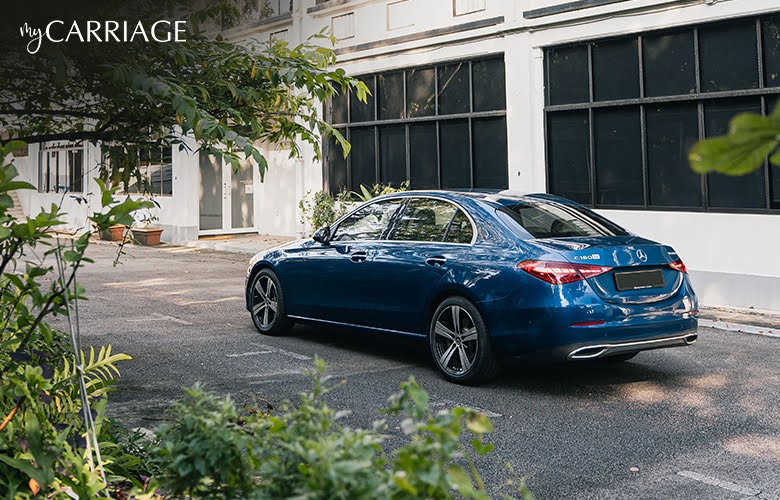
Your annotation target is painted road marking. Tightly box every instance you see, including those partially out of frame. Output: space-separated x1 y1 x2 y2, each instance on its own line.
125 313 193 325
431 399 502 418
699 319 780 338
226 351 275 357
243 343 312 361
677 470 779 499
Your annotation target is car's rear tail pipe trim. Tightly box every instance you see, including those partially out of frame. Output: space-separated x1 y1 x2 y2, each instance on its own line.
567 330 698 360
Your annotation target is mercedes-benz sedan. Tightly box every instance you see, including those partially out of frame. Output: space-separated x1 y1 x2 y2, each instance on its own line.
245 191 698 384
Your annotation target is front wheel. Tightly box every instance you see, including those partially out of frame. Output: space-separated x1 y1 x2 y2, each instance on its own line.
249 269 292 336
429 297 499 384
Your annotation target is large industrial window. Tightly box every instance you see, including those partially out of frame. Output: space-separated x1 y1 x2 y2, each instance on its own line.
39 144 84 194
325 56 508 193
544 13 780 213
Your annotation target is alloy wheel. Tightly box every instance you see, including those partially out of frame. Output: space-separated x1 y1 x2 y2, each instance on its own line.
252 275 278 329
432 304 479 376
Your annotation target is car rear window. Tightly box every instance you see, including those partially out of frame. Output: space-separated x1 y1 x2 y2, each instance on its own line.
498 200 629 238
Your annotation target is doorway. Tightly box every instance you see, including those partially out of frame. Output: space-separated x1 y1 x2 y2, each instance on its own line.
199 152 255 234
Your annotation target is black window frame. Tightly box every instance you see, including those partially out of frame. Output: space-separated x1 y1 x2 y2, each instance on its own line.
324 55 508 194
543 13 780 214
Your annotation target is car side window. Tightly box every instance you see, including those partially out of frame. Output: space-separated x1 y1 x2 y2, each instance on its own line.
443 209 474 244
331 200 402 241
390 198 472 243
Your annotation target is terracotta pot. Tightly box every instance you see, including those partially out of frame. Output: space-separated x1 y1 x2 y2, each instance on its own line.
100 225 126 242
131 227 164 246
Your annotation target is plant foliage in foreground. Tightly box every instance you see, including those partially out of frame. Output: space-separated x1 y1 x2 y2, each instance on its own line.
154 357 533 500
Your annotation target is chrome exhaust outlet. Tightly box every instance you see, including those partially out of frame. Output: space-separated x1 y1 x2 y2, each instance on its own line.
568 346 610 360
684 334 698 345
566 330 698 360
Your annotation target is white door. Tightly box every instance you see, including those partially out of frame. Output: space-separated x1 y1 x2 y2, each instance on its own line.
199 152 255 235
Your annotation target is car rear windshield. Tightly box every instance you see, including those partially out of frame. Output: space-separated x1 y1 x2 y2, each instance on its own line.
498 200 629 238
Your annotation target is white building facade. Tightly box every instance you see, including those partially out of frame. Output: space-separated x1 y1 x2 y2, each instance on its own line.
11 0 780 311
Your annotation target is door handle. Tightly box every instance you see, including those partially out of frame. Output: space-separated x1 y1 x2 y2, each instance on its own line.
350 251 368 262
425 256 447 266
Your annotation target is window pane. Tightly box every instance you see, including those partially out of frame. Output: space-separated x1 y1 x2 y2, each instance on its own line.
70 149 83 193
379 125 406 187
472 117 508 189
592 38 639 101
547 111 591 205
350 76 375 123
378 72 404 120
763 14 780 88
704 98 765 209
390 198 456 242
769 94 780 208
409 123 438 189
700 20 759 92
646 103 702 207
438 62 469 115
331 90 348 124
643 30 696 97
500 200 629 238
406 67 435 118
326 132 348 194
333 199 403 241
472 58 506 112
162 164 173 196
440 120 471 188
349 127 376 190
547 45 589 105
444 209 474 244
594 107 643 205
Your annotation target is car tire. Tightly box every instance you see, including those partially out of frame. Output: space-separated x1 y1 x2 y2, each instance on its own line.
428 296 499 384
249 269 292 336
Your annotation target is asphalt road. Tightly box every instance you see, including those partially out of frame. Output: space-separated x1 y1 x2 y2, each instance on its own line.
71 243 780 499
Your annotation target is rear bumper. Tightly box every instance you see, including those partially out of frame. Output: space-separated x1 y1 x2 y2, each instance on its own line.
563 329 698 360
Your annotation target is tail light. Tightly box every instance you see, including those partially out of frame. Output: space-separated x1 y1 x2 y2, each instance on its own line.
517 260 612 285
668 258 688 274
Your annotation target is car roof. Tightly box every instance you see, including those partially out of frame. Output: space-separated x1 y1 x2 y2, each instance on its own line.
376 190 572 207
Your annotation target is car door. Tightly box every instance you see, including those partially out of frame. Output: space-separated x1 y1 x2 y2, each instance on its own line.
283 198 404 323
369 197 475 333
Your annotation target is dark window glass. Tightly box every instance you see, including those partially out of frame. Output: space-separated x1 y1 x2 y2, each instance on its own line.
161 164 173 196
646 103 702 207
390 198 457 242
443 209 474 244
406 67 436 118
69 149 83 193
763 14 780 88
704 98 765 209
349 127 376 190
326 132 348 194
409 123 438 189
769 94 780 208
699 20 759 92
547 45 589 105
332 199 403 241
499 200 629 239
439 120 471 188
472 58 506 112
547 111 591 205
350 76 375 123
643 30 696 97
438 63 469 115
472 117 508 189
592 38 639 101
379 125 406 187
378 72 404 120
331 90 348 124
594 107 643 205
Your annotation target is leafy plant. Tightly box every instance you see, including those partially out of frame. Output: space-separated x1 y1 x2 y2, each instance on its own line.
689 101 780 175
352 181 410 203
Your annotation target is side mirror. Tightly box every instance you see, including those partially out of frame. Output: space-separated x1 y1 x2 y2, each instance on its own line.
312 226 331 245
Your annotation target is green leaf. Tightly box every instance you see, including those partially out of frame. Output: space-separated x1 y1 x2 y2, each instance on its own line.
466 412 494 434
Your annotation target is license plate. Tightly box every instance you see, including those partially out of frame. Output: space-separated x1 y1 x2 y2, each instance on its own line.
614 269 665 291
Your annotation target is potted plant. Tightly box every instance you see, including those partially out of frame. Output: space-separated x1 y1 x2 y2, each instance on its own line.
100 224 127 242
130 205 164 246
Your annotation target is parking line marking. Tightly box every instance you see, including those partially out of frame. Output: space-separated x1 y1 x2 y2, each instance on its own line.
677 470 779 499
248 343 312 361
431 399 502 418
226 351 275 357
125 313 193 325
699 319 780 338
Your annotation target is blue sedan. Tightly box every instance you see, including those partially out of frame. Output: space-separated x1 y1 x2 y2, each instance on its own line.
245 191 698 384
